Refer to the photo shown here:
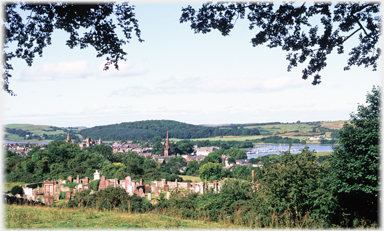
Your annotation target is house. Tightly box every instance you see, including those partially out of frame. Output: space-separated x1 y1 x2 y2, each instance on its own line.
252 161 264 168
185 155 206 162
152 155 175 165
235 159 248 165
194 147 220 156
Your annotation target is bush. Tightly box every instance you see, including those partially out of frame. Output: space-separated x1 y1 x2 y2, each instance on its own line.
63 182 79 189
67 187 152 213
59 191 67 199
88 179 100 191
11 185 24 196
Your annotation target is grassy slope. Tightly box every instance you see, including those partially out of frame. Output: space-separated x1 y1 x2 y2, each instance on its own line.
178 175 201 182
4 124 84 142
5 205 243 229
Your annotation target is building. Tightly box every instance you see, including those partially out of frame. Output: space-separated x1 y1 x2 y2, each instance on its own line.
164 131 170 156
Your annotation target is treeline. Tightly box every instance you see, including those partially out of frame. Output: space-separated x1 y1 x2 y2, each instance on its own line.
4 141 184 184
253 136 302 144
191 139 254 149
79 120 260 141
42 130 80 143
5 128 33 138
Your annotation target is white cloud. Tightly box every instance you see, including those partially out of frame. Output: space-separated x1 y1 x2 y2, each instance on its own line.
109 76 306 97
97 61 146 77
197 76 306 93
21 60 90 80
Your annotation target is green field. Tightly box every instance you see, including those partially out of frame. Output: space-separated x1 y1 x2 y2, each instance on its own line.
178 175 201 182
4 124 85 142
4 182 34 191
246 123 316 134
5 205 243 229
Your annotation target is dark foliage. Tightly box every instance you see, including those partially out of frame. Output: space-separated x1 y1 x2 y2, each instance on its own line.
328 86 380 226
180 2 380 85
11 185 24 196
79 120 260 141
4 3 143 95
67 187 152 213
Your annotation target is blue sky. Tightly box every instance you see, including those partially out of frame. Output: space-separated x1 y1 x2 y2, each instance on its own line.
2 2 382 128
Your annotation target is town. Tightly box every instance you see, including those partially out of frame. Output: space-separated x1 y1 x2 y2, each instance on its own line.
3 131 263 170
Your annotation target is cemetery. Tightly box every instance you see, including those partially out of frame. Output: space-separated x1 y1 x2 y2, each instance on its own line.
11 170 223 205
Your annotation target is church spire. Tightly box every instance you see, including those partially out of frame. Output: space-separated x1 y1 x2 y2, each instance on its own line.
66 131 71 143
164 131 170 156
166 131 169 148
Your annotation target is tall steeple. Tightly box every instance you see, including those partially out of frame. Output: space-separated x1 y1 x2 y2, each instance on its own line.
164 131 170 156
66 131 71 143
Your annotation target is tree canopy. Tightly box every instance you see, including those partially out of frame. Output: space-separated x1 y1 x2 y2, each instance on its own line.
328 86 380 225
3 3 143 95
180 2 381 85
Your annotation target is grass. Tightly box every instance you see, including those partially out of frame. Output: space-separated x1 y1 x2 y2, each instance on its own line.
252 123 316 133
321 120 347 130
315 151 333 156
4 182 33 191
178 175 201 182
5 204 244 229
4 124 85 142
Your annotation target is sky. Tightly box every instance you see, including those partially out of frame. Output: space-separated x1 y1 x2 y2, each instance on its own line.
1 2 382 128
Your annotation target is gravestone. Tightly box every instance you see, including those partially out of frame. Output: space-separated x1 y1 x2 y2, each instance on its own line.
164 185 169 192
128 186 133 194
139 188 144 198
94 170 100 180
99 176 106 190
148 193 151 200
67 176 73 183
145 183 150 194
167 191 170 200
125 176 131 192
154 187 160 196
84 177 89 184
161 179 166 188
140 179 143 185
213 180 218 193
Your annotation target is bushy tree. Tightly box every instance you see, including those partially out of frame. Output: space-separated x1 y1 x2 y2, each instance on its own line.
328 86 380 226
152 141 164 155
161 156 186 174
256 148 337 226
185 160 200 175
199 162 222 182
101 162 130 179
11 185 24 196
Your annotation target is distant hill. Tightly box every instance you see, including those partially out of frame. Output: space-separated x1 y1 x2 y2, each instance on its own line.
4 120 346 142
79 120 261 141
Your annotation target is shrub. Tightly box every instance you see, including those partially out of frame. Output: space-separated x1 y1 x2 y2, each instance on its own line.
11 185 24 196
88 179 100 191
67 187 152 213
63 182 79 189
59 191 67 199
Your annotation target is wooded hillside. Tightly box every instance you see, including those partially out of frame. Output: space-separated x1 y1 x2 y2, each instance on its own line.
79 120 261 141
